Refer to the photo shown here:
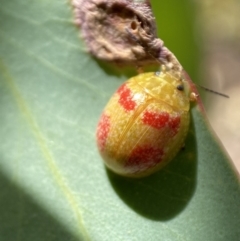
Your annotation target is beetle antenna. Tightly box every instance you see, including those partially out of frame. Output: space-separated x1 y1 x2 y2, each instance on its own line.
197 84 229 98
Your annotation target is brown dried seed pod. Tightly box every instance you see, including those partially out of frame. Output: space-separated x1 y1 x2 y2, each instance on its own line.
71 0 165 67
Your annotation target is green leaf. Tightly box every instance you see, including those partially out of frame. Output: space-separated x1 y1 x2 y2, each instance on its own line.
0 1 239 241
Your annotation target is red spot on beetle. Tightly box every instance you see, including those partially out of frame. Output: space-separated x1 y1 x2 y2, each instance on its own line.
168 115 180 137
96 113 110 151
117 83 136 111
126 146 164 170
142 111 180 137
142 111 170 129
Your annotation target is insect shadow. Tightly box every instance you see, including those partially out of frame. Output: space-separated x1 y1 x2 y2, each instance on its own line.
107 112 197 221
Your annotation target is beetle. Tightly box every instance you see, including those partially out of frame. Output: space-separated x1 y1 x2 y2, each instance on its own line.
96 66 194 177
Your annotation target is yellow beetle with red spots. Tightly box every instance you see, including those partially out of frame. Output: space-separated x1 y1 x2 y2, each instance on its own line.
96 66 193 178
